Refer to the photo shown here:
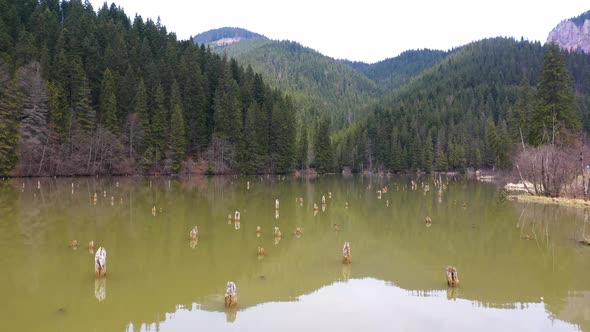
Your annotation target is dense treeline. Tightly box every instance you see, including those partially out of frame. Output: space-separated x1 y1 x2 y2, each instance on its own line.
0 0 297 176
334 38 590 173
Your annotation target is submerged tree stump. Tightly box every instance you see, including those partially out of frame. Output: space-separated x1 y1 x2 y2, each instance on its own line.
342 242 352 264
446 266 459 287
224 281 238 307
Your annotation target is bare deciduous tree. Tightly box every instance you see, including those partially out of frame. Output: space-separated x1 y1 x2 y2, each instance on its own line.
206 135 236 174
15 62 49 176
514 143 588 197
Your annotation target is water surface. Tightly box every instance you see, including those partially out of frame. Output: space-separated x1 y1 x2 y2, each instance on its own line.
1 175 589 331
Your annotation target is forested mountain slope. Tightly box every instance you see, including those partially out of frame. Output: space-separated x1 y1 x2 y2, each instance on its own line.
199 35 380 130
334 38 590 173
342 49 449 91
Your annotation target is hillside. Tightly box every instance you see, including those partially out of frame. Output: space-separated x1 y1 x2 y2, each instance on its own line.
350 49 449 90
198 34 381 130
335 38 590 173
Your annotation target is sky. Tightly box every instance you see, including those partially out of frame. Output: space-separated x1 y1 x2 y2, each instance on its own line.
87 0 589 63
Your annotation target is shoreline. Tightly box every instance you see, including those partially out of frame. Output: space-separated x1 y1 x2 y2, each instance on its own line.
510 194 590 209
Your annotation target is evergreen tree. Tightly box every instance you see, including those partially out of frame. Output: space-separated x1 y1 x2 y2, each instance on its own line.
213 63 242 144
69 57 95 132
473 147 482 169
423 131 434 173
241 102 261 173
151 84 166 162
270 94 295 173
99 68 119 136
509 77 534 145
46 81 68 141
182 45 207 157
135 78 149 130
134 78 150 157
448 141 466 173
118 66 136 121
168 81 185 172
314 116 333 172
0 74 22 176
436 151 448 171
297 126 308 169
530 43 581 146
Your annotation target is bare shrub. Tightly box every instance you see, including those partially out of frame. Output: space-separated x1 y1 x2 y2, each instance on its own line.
205 135 236 174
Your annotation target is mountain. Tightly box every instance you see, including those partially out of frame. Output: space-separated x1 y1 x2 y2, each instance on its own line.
547 10 590 53
195 30 380 130
334 37 590 173
193 27 266 46
345 49 450 90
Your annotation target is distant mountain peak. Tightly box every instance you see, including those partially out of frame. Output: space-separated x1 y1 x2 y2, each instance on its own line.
547 10 590 54
193 27 267 46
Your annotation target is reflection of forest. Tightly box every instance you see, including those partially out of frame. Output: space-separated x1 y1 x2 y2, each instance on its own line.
1 176 589 331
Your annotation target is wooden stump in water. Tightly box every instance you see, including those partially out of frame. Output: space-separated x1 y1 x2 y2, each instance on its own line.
224 281 238 307
189 226 199 240
95 247 107 278
342 254 352 264
342 242 352 264
446 266 459 287
224 294 237 307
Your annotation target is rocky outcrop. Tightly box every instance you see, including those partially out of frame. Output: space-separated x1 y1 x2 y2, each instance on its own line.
547 18 590 54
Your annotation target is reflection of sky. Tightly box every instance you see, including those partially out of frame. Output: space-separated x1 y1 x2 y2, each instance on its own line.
128 278 578 332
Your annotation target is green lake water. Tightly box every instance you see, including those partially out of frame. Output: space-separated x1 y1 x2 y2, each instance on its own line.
1 175 589 331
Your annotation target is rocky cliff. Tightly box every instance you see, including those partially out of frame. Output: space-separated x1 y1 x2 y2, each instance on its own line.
547 12 590 53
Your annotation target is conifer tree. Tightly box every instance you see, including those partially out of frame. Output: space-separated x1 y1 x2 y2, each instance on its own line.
241 102 260 173
134 78 150 158
314 116 333 173
99 68 119 136
213 64 242 144
169 81 185 172
47 81 68 141
135 78 149 130
448 142 466 173
151 84 166 162
436 151 448 172
423 131 434 173
297 126 308 169
69 58 95 132
270 95 295 173
0 74 22 176
530 43 581 146
509 77 534 145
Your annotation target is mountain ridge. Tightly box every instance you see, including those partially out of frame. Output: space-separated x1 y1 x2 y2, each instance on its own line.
193 27 266 46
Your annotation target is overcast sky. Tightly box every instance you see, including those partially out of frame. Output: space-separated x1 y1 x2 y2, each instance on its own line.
88 0 588 63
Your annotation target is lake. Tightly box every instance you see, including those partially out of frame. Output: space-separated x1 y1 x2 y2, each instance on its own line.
1 175 589 331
